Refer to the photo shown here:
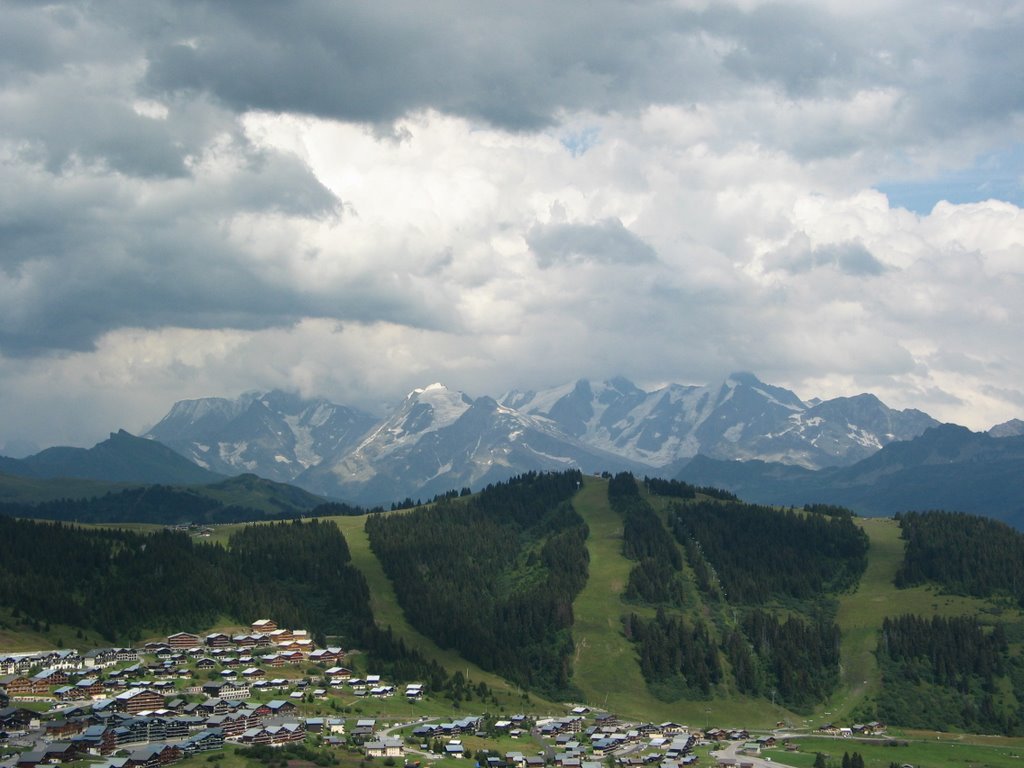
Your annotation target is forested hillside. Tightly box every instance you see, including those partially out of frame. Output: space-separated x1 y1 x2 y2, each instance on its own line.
895 510 1024 603
876 614 1019 733
0 479 364 524
7 473 1024 733
366 470 588 698
609 476 864 712
669 499 869 604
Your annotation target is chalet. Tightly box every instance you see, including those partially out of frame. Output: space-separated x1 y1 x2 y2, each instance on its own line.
308 648 341 665
167 633 200 649
251 619 277 634
325 666 352 684
263 699 297 716
239 722 305 745
204 633 231 649
445 740 466 759
123 742 182 768
82 650 118 669
72 723 118 755
352 718 376 737
0 706 37 731
42 742 82 763
365 737 404 758
205 712 250 738
54 685 82 702
44 719 84 740
201 681 250 700
268 629 292 644
304 717 344 735
178 728 224 755
241 667 264 679
115 689 165 715
1 675 48 696
197 698 232 717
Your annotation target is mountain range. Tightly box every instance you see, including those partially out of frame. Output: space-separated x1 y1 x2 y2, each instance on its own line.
135 372 941 505
676 423 1024 528
3 372 1021 521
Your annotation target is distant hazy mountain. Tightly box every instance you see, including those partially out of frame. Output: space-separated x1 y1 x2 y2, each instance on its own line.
990 419 1024 438
297 383 644 504
1 429 223 485
146 389 377 484
677 424 1024 528
502 372 937 469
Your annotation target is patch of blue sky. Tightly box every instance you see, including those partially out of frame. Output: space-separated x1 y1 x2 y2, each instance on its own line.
560 125 601 157
876 144 1024 214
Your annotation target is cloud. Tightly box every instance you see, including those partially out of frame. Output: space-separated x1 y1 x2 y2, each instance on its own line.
763 234 886 276
1 0 1024 449
527 218 658 268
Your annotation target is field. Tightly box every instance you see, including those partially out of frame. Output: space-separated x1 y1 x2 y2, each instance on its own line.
765 734 1024 768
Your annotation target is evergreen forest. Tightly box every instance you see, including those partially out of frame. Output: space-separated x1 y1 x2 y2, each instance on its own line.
366 470 588 698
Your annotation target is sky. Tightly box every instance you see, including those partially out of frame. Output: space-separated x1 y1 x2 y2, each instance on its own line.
1 0 1023 454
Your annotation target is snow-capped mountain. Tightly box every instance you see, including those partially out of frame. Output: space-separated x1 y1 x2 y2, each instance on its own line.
146 389 377 484
502 372 938 469
146 373 941 504
297 383 644 503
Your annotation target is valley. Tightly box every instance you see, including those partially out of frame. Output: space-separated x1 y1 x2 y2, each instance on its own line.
5 471 1024 768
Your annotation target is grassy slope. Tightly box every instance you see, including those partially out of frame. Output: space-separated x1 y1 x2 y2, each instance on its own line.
570 478 782 726
330 515 508 685
765 734 1024 768
568 476 649 712
831 517 1024 724
328 513 557 710
0 473 137 503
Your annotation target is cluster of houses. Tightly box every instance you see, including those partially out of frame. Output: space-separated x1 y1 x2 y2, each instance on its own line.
397 713 701 768
0 617 418 768
815 722 886 738
535 715 698 766
0 620 854 768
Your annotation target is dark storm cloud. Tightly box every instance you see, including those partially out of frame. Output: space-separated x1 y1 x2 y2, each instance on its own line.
139 0 890 131
527 219 658 268
0 138 457 355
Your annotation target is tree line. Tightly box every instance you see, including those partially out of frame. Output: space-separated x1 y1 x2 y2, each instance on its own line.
609 472 688 607
623 609 721 700
668 501 869 605
895 510 1024 605
875 613 1020 734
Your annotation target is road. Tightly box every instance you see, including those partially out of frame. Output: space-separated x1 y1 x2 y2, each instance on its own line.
710 740 799 768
